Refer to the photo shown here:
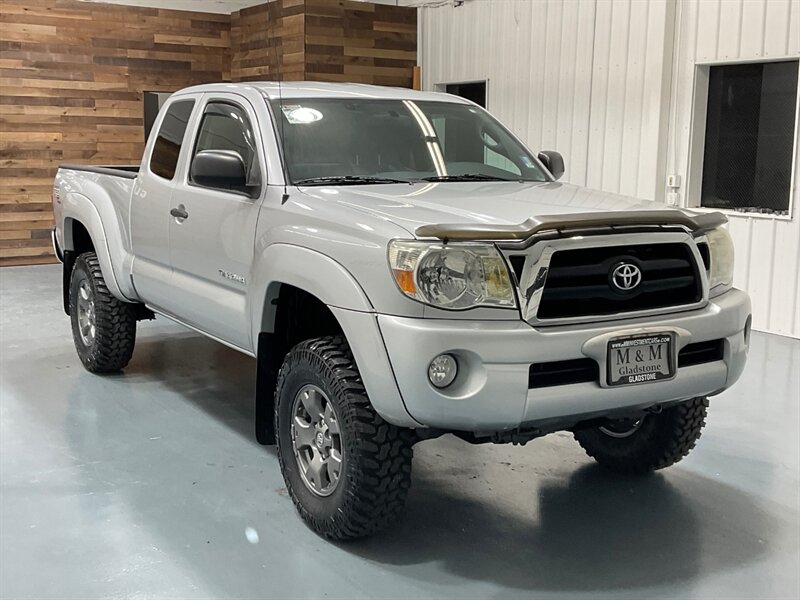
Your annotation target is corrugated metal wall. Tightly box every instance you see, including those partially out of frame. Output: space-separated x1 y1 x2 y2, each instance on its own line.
421 0 593 185
665 0 800 338
419 0 675 196
419 0 800 338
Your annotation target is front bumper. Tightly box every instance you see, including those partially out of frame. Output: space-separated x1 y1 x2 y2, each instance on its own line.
377 289 751 432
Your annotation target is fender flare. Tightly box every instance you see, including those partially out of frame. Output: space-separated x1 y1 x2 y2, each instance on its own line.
249 244 420 443
248 243 374 346
61 193 129 302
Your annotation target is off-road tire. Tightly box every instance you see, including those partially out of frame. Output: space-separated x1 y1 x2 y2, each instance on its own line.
69 251 136 373
574 397 709 473
275 335 414 540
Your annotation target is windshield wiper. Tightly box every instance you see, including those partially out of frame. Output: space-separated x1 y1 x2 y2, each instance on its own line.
294 175 412 186
421 174 515 182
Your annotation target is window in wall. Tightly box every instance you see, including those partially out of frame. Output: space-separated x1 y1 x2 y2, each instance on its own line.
149 99 195 180
701 61 798 216
445 81 486 108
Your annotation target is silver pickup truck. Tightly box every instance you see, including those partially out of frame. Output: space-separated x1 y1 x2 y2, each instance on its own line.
52 82 751 540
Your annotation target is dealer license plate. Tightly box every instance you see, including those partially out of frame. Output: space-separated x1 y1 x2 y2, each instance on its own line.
607 333 674 386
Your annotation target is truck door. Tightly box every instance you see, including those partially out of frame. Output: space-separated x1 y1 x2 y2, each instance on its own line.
166 93 265 352
130 97 196 311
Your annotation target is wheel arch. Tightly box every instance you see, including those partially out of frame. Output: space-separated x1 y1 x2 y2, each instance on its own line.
60 217 97 314
250 244 374 346
254 283 348 445
251 247 418 443
60 194 129 308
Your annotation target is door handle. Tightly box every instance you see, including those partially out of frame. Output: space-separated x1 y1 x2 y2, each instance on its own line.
170 205 188 220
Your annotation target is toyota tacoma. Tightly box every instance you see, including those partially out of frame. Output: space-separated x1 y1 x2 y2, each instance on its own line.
51 82 751 540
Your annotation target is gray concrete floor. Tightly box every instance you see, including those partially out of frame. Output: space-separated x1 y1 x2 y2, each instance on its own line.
1 265 798 600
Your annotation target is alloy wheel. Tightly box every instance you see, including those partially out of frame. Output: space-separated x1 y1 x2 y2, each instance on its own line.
290 384 344 496
599 416 645 439
76 279 96 347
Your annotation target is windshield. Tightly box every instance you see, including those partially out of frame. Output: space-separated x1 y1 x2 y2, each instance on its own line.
269 98 548 185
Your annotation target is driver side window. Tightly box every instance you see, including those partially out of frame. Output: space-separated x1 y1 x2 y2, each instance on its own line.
190 101 261 193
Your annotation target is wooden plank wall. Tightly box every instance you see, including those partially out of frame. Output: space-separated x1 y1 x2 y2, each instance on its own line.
0 0 230 266
303 0 416 87
231 0 305 82
1 0 417 266
230 1 416 86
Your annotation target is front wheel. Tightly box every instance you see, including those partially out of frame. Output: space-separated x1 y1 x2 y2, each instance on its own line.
574 397 709 473
275 336 414 540
69 252 137 373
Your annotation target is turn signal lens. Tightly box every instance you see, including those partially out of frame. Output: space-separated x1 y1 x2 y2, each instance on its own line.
392 269 417 294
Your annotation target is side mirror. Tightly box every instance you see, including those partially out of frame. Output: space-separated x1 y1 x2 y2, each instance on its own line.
538 150 565 181
191 149 251 195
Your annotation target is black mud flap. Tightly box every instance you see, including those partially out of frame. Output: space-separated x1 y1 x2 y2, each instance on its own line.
62 250 76 315
255 332 277 445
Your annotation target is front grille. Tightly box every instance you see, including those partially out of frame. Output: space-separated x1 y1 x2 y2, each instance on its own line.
678 339 724 367
536 243 702 319
696 242 711 270
529 358 598 388
508 254 526 282
528 339 724 389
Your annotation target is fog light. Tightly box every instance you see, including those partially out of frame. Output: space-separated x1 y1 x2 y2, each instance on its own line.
428 354 458 388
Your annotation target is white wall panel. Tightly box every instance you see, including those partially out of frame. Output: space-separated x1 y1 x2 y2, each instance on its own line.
739 0 767 58
419 0 800 337
665 0 800 338
588 0 675 200
421 0 674 199
421 0 597 188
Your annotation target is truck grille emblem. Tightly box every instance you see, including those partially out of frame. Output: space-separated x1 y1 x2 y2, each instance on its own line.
610 262 642 292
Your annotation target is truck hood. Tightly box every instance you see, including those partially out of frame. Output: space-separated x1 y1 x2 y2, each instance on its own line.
298 181 694 238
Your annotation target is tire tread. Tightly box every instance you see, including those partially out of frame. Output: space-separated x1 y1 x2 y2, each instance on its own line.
275 335 414 540
70 252 136 373
574 397 709 473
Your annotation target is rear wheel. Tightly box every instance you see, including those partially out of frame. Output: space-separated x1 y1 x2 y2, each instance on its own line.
69 252 136 373
574 397 708 473
275 335 414 540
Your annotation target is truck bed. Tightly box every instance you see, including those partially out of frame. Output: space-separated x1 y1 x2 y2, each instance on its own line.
59 163 139 179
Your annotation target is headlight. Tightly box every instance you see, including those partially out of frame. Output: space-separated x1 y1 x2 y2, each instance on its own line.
387 240 517 309
706 227 734 296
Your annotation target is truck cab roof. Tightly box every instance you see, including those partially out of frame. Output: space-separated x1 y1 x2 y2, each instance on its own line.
172 81 469 103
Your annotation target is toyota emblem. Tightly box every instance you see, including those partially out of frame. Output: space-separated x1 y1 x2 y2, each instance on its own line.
610 262 642 292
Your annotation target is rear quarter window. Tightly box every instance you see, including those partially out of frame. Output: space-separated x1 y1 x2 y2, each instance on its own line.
150 100 195 180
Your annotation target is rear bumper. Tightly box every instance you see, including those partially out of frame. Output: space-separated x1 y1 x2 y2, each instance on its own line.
377 289 751 432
